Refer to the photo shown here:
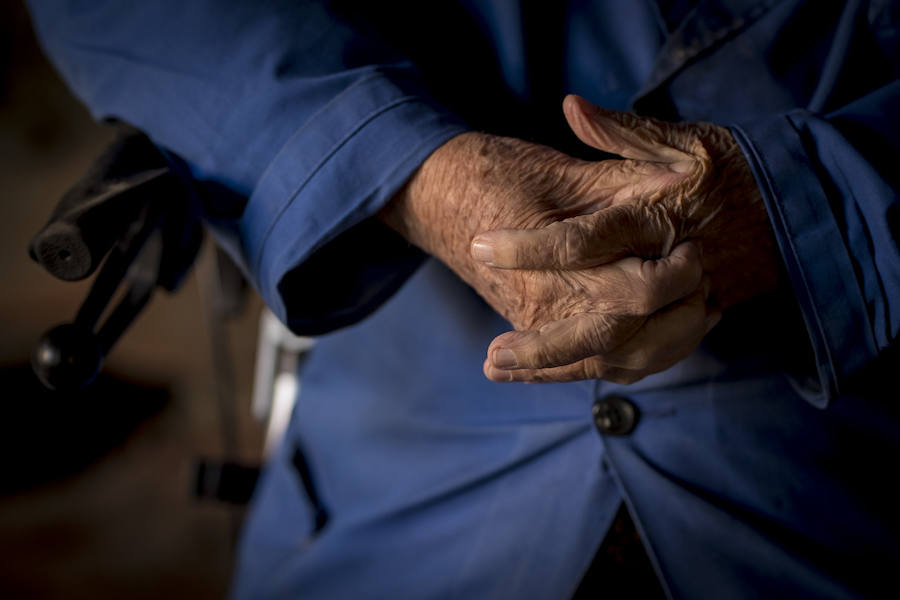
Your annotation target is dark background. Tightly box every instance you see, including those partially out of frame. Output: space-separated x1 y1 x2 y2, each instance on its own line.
0 1 265 597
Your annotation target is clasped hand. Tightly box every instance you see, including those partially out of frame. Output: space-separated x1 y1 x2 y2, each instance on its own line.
380 95 779 384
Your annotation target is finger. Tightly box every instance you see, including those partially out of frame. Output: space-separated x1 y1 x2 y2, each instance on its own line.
625 241 704 313
483 354 643 385
583 241 704 316
472 204 666 269
484 243 703 372
487 312 644 372
485 276 716 385
562 94 694 169
565 157 687 208
601 284 710 370
484 300 718 386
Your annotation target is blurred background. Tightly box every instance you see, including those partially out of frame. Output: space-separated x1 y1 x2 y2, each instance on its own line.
0 1 267 597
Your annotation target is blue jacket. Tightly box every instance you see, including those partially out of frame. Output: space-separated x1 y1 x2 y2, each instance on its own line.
28 1 900 597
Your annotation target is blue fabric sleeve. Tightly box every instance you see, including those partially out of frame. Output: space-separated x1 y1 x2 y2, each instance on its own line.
730 79 900 407
26 0 470 334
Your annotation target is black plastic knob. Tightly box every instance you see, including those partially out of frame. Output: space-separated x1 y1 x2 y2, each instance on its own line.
31 324 103 391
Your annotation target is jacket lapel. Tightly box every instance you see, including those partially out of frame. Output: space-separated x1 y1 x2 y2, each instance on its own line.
633 0 781 106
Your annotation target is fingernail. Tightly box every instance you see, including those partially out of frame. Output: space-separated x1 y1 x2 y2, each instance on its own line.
705 312 722 333
493 348 518 369
487 368 515 383
471 239 494 264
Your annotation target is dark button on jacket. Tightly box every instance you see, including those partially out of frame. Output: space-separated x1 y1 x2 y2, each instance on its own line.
593 395 638 436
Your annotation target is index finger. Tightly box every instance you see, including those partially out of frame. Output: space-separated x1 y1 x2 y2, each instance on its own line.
471 204 674 270
485 242 703 372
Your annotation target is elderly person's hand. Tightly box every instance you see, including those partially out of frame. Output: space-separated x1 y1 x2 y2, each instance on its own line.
470 95 781 382
379 129 715 384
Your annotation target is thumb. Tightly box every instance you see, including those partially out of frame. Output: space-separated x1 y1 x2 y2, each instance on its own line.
562 95 694 169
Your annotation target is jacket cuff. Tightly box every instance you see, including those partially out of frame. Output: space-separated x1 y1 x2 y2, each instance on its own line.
239 69 468 334
730 113 877 407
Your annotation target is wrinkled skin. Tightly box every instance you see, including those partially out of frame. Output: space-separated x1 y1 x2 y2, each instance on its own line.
469 96 781 383
476 95 779 308
380 135 703 383
379 95 778 384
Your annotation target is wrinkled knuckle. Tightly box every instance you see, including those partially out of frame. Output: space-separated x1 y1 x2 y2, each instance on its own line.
531 344 559 368
563 224 590 267
512 237 538 268
578 360 600 381
576 317 614 355
522 334 563 368
541 224 565 267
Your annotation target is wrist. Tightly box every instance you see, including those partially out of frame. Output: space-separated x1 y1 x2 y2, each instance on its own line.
378 131 492 262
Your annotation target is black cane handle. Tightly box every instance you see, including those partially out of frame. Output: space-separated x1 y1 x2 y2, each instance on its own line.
29 128 204 390
29 132 172 281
